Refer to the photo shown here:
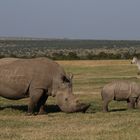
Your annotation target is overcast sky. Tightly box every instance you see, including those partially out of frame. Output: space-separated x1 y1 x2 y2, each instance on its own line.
0 0 140 40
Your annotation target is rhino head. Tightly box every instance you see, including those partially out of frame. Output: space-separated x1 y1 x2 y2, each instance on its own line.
54 73 90 113
56 92 90 113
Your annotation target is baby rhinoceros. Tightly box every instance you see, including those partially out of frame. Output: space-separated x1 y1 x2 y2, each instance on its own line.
101 81 140 112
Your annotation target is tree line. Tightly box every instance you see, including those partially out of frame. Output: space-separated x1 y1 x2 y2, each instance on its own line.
0 39 140 60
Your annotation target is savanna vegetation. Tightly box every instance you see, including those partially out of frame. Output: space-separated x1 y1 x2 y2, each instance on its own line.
0 38 140 59
0 60 140 140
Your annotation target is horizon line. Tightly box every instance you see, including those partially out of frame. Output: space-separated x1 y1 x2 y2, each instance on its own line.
0 36 140 41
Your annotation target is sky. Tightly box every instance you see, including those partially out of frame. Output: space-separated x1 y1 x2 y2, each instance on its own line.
0 0 140 40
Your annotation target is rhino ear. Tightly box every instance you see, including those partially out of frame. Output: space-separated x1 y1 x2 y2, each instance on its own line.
62 75 70 83
65 73 73 83
68 73 73 81
61 73 73 83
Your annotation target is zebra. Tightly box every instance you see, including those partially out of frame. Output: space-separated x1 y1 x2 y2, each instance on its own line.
131 56 140 75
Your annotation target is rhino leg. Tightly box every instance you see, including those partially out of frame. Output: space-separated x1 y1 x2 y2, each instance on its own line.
135 96 140 109
137 71 140 75
27 89 45 115
37 94 48 115
127 97 136 109
103 100 111 112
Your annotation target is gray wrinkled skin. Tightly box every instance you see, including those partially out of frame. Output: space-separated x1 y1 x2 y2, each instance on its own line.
0 57 88 115
101 81 140 112
56 91 90 113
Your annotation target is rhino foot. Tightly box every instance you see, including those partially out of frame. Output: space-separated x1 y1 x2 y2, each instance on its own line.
38 111 47 115
25 112 37 116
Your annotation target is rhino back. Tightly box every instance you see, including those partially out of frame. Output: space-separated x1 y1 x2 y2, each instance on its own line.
102 81 132 100
26 57 65 90
0 58 65 98
130 82 140 97
0 60 32 98
101 82 116 100
113 81 132 100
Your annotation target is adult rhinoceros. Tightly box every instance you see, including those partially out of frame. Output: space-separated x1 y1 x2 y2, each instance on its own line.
0 57 89 115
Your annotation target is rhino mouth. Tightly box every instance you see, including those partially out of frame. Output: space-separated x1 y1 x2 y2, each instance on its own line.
59 102 90 113
75 103 90 113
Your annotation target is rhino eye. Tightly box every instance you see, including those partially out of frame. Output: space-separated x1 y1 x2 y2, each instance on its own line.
65 98 68 101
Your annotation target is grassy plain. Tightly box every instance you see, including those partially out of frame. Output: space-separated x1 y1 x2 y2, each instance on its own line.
0 60 140 140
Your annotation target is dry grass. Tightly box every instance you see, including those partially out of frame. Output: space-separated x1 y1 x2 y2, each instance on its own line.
0 60 140 140
58 60 139 94
57 60 131 67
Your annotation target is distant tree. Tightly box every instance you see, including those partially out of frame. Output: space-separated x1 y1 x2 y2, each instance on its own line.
67 52 79 60
86 53 94 60
98 52 108 59
52 52 66 60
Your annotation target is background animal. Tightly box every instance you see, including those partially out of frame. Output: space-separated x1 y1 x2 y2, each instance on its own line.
131 56 140 75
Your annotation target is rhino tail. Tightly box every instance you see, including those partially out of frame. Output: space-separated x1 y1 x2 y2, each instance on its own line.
101 88 104 100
